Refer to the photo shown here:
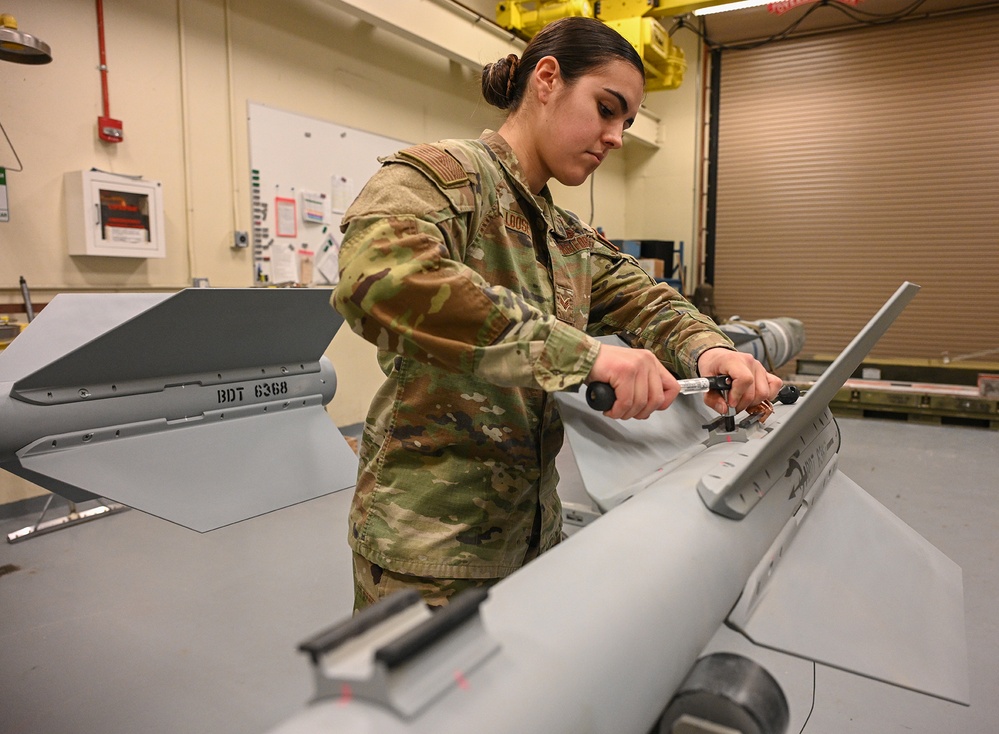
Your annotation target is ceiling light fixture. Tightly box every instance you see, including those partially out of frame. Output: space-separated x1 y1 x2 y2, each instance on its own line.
0 13 52 173
0 13 53 64
693 0 773 16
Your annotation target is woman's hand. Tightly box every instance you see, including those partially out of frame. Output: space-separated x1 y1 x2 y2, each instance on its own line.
586 344 680 420
696 348 782 415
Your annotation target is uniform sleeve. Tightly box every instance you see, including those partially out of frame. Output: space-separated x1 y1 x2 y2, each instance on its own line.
333 162 600 392
586 240 735 379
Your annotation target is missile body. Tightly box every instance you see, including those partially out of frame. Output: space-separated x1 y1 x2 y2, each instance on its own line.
269 283 967 734
1 359 337 466
272 403 840 733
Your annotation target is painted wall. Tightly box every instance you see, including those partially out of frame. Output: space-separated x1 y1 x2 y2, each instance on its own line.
624 29 705 289
0 0 702 504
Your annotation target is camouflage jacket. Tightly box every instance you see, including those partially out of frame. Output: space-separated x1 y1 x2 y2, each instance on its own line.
334 130 733 579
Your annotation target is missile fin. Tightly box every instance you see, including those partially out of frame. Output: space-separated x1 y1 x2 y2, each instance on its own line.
728 469 969 706
0 293 170 383
9 289 342 395
718 329 760 347
12 405 357 532
699 282 920 518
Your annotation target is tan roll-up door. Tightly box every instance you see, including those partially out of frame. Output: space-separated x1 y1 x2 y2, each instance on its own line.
711 8 999 361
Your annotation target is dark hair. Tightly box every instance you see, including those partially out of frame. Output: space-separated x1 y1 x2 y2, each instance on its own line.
481 17 644 111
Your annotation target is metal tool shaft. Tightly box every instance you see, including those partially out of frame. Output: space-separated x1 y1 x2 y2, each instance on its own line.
677 375 733 395
586 375 733 412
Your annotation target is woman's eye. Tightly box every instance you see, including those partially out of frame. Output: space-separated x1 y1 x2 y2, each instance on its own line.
598 103 613 118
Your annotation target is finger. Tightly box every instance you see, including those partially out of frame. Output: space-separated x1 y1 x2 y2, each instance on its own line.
727 363 754 409
606 375 633 420
756 369 774 405
734 364 780 411
703 391 728 415
767 373 784 400
659 371 680 411
740 356 779 410
628 369 652 419
635 370 665 420
746 362 779 408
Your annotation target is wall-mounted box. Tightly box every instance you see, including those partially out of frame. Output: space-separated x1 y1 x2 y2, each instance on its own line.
64 170 166 258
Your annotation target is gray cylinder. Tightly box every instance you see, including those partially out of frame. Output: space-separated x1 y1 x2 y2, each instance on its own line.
720 318 805 371
658 653 789 734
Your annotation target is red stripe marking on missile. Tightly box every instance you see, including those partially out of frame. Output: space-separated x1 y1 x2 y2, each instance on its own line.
339 683 353 705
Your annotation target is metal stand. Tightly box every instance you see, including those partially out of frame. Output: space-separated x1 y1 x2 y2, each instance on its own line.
562 501 600 529
298 587 498 719
7 494 128 543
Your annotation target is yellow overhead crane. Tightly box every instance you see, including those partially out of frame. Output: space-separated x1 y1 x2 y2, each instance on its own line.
496 1 735 91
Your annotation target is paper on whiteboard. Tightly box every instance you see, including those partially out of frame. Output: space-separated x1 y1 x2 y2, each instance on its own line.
270 241 299 284
314 230 341 285
276 197 297 237
301 190 327 223
331 175 355 214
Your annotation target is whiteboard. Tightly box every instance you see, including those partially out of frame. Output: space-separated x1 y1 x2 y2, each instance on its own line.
247 102 410 285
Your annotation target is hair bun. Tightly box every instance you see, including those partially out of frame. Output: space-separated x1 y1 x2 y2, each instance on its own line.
481 53 520 110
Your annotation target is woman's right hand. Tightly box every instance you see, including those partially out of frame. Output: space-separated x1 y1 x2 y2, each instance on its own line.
585 344 680 420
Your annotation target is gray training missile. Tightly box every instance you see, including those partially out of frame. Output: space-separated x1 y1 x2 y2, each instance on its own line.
267 282 967 734
0 288 358 532
720 316 805 370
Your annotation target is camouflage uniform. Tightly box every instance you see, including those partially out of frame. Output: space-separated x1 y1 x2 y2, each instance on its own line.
335 130 733 603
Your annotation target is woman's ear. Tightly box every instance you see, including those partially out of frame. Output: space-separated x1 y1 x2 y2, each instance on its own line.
532 55 561 104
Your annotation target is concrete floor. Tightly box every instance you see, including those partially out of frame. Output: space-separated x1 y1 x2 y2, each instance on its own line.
0 416 996 734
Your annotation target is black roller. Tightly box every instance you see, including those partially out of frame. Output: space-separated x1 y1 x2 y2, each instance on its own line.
658 653 789 734
776 385 800 405
585 382 616 412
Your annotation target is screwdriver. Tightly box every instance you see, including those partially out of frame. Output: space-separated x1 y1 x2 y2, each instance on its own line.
585 376 732 413
585 378 799 414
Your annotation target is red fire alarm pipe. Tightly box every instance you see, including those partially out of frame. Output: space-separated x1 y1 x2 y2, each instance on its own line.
96 0 123 142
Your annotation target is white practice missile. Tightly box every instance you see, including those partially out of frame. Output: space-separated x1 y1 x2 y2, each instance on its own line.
721 316 805 371
0 288 357 532
268 282 967 734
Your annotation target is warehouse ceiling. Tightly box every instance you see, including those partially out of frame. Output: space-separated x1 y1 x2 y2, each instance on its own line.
686 0 999 47
455 0 999 46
